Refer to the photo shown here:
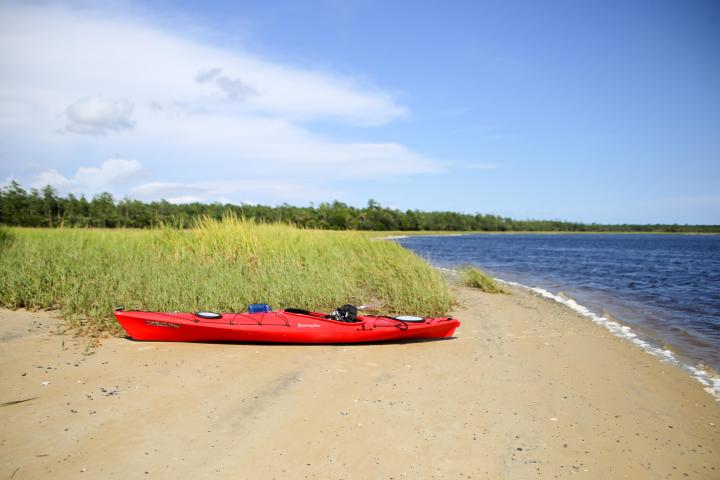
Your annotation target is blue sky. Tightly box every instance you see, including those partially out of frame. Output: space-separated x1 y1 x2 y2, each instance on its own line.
1 0 718 223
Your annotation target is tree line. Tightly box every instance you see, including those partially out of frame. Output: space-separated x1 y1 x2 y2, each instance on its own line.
1 181 717 233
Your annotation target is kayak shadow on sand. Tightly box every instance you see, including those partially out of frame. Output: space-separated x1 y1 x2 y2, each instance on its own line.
121 336 458 346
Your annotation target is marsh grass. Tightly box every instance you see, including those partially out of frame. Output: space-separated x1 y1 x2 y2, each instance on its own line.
459 266 505 294
0 216 453 333
0 226 12 247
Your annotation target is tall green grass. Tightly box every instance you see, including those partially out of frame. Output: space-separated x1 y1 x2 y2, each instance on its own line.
0 217 453 333
459 266 506 294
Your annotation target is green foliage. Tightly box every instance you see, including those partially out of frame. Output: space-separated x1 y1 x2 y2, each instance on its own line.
0 226 12 248
459 266 505 294
0 217 453 333
1 183 717 232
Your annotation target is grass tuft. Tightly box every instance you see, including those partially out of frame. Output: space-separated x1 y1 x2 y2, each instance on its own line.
0 216 453 333
459 266 505 294
0 226 13 247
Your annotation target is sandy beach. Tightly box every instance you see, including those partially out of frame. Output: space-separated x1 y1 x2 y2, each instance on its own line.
1 285 718 479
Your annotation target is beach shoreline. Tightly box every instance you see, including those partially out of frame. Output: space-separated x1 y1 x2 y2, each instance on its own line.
1 286 719 479
398 233 720 390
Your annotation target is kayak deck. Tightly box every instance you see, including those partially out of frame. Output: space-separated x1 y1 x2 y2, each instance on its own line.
114 309 460 344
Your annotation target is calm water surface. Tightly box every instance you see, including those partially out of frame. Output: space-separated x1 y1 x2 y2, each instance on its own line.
398 234 720 371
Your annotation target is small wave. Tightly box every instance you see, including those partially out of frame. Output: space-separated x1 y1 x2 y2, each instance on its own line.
494 278 720 401
436 266 459 274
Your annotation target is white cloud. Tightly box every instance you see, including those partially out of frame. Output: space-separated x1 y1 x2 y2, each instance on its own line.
0 2 441 205
32 159 142 194
214 75 257 101
195 68 222 84
66 96 135 135
0 3 406 125
32 169 71 189
129 179 340 205
195 68 257 101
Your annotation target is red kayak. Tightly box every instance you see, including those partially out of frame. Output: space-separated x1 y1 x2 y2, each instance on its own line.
114 308 460 344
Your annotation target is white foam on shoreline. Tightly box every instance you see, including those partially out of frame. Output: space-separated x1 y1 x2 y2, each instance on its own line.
492 278 720 401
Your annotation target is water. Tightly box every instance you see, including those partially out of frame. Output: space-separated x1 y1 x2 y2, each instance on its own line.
397 234 720 373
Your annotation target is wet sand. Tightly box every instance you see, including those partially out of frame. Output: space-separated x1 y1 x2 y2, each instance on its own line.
1 286 718 479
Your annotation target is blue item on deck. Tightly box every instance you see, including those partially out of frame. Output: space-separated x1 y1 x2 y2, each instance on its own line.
248 303 271 313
